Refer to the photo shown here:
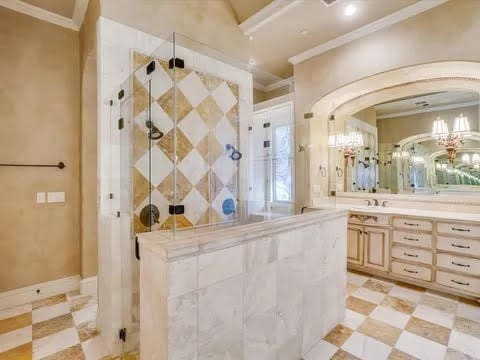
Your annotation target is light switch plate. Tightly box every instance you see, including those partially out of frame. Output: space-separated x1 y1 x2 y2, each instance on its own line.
36 192 46 204
47 192 65 203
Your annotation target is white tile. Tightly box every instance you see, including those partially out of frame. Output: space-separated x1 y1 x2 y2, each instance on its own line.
178 72 209 107
212 151 237 185
352 287 386 304
456 302 480 323
177 149 208 186
413 304 455 328
342 309 366 330
305 339 338 360
72 304 98 326
347 272 370 287
0 326 32 353
32 302 70 324
276 231 303 260
395 331 447 359
178 109 208 146
211 187 237 221
134 189 170 227
183 188 209 225
135 146 173 187
198 245 244 288
33 327 79 360
341 332 391 360
134 101 173 137
448 329 480 358
369 305 410 329
389 285 423 303
0 304 32 321
214 116 237 148
211 81 237 114
81 336 110 360
167 257 197 298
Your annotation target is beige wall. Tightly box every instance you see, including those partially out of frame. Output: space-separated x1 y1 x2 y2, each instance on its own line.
0 8 81 291
79 0 100 278
294 0 480 208
100 0 250 64
353 107 377 128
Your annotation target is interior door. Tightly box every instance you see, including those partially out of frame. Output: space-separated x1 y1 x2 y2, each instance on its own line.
347 224 364 265
364 226 390 271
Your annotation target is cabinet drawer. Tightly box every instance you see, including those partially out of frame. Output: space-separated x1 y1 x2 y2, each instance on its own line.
392 261 432 281
392 245 432 265
437 236 480 257
437 222 480 238
436 253 480 276
349 213 389 225
393 230 432 248
393 217 432 232
436 271 480 294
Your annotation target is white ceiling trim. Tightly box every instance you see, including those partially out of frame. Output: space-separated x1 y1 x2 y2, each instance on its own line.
377 100 479 120
288 0 449 65
72 0 89 28
254 76 294 92
0 0 79 30
239 0 304 36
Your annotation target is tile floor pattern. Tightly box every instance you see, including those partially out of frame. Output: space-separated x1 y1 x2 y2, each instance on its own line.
307 270 480 360
0 291 113 360
2 272 479 359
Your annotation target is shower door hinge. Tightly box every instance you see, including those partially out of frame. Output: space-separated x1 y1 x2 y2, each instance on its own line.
118 118 124 130
263 122 270 128
116 211 120 218
118 89 124 100
109 193 113 199
119 328 126 342
135 236 140 261
168 57 185 69
146 60 156 75
169 205 185 215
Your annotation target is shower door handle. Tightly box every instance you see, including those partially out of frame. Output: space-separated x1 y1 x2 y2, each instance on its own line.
135 236 140 261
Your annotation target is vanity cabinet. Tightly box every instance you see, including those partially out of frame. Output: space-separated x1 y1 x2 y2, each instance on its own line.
348 211 480 300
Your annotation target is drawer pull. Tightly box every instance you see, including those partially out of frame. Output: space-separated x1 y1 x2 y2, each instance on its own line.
403 252 419 258
404 222 419 226
403 236 419 242
451 279 470 286
452 261 470 268
403 268 419 274
451 244 470 249
451 227 470 232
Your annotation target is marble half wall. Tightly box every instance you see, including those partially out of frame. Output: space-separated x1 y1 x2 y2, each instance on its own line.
139 210 348 360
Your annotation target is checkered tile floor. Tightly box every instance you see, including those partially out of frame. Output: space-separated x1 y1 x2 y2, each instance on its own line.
0 291 114 360
306 270 480 360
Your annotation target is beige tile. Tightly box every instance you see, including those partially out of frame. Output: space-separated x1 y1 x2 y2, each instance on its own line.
157 128 193 163
76 321 99 342
347 283 359 296
198 73 223 91
420 294 457 313
134 214 149 234
42 344 85 360
388 348 419 360
32 314 74 340
195 135 210 162
157 88 193 122
363 279 393 294
0 313 31 336
455 317 480 339
381 295 416 314
227 82 239 99
195 172 210 202
405 316 450 345
196 95 223 129
226 104 239 131
205 136 224 166
425 289 459 302
0 342 32 360
346 296 377 316
133 77 151 118
358 318 401 346
331 349 361 360
133 52 152 69
133 168 152 209
132 124 150 164
32 295 67 310
69 296 92 313
157 171 192 203
324 324 353 347
444 348 475 359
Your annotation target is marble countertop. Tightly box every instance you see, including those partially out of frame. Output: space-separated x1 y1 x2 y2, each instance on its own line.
138 208 348 260
336 204 480 223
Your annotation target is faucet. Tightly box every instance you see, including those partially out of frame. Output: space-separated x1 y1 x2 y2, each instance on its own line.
372 199 379 206
364 200 372 206
381 200 388 207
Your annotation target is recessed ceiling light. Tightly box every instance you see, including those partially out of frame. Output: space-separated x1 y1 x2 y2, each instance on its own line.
248 35 253 41
248 59 256 66
344 4 357 16
300 29 309 36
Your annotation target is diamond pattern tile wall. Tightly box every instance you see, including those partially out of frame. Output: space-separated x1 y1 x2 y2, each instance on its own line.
130 51 240 231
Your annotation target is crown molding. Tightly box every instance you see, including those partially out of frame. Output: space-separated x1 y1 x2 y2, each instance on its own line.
289 0 449 65
239 0 304 36
254 76 294 92
72 0 89 28
377 100 480 120
0 0 79 30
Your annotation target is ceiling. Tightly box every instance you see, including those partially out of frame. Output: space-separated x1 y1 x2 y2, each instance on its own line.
375 91 480 118
22 0 76 18
239 0 434 79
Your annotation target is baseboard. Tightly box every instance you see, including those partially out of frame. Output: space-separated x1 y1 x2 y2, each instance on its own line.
0 275 80 310
80 276 97 298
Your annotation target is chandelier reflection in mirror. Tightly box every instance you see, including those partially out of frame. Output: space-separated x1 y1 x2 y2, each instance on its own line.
432 113 471 162
329 131 364 166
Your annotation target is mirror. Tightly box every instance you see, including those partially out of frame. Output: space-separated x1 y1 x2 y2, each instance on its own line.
331 90 480 194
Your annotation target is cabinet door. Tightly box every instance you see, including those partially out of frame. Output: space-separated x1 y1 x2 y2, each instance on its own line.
364 226 389 271
347 224 364 265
